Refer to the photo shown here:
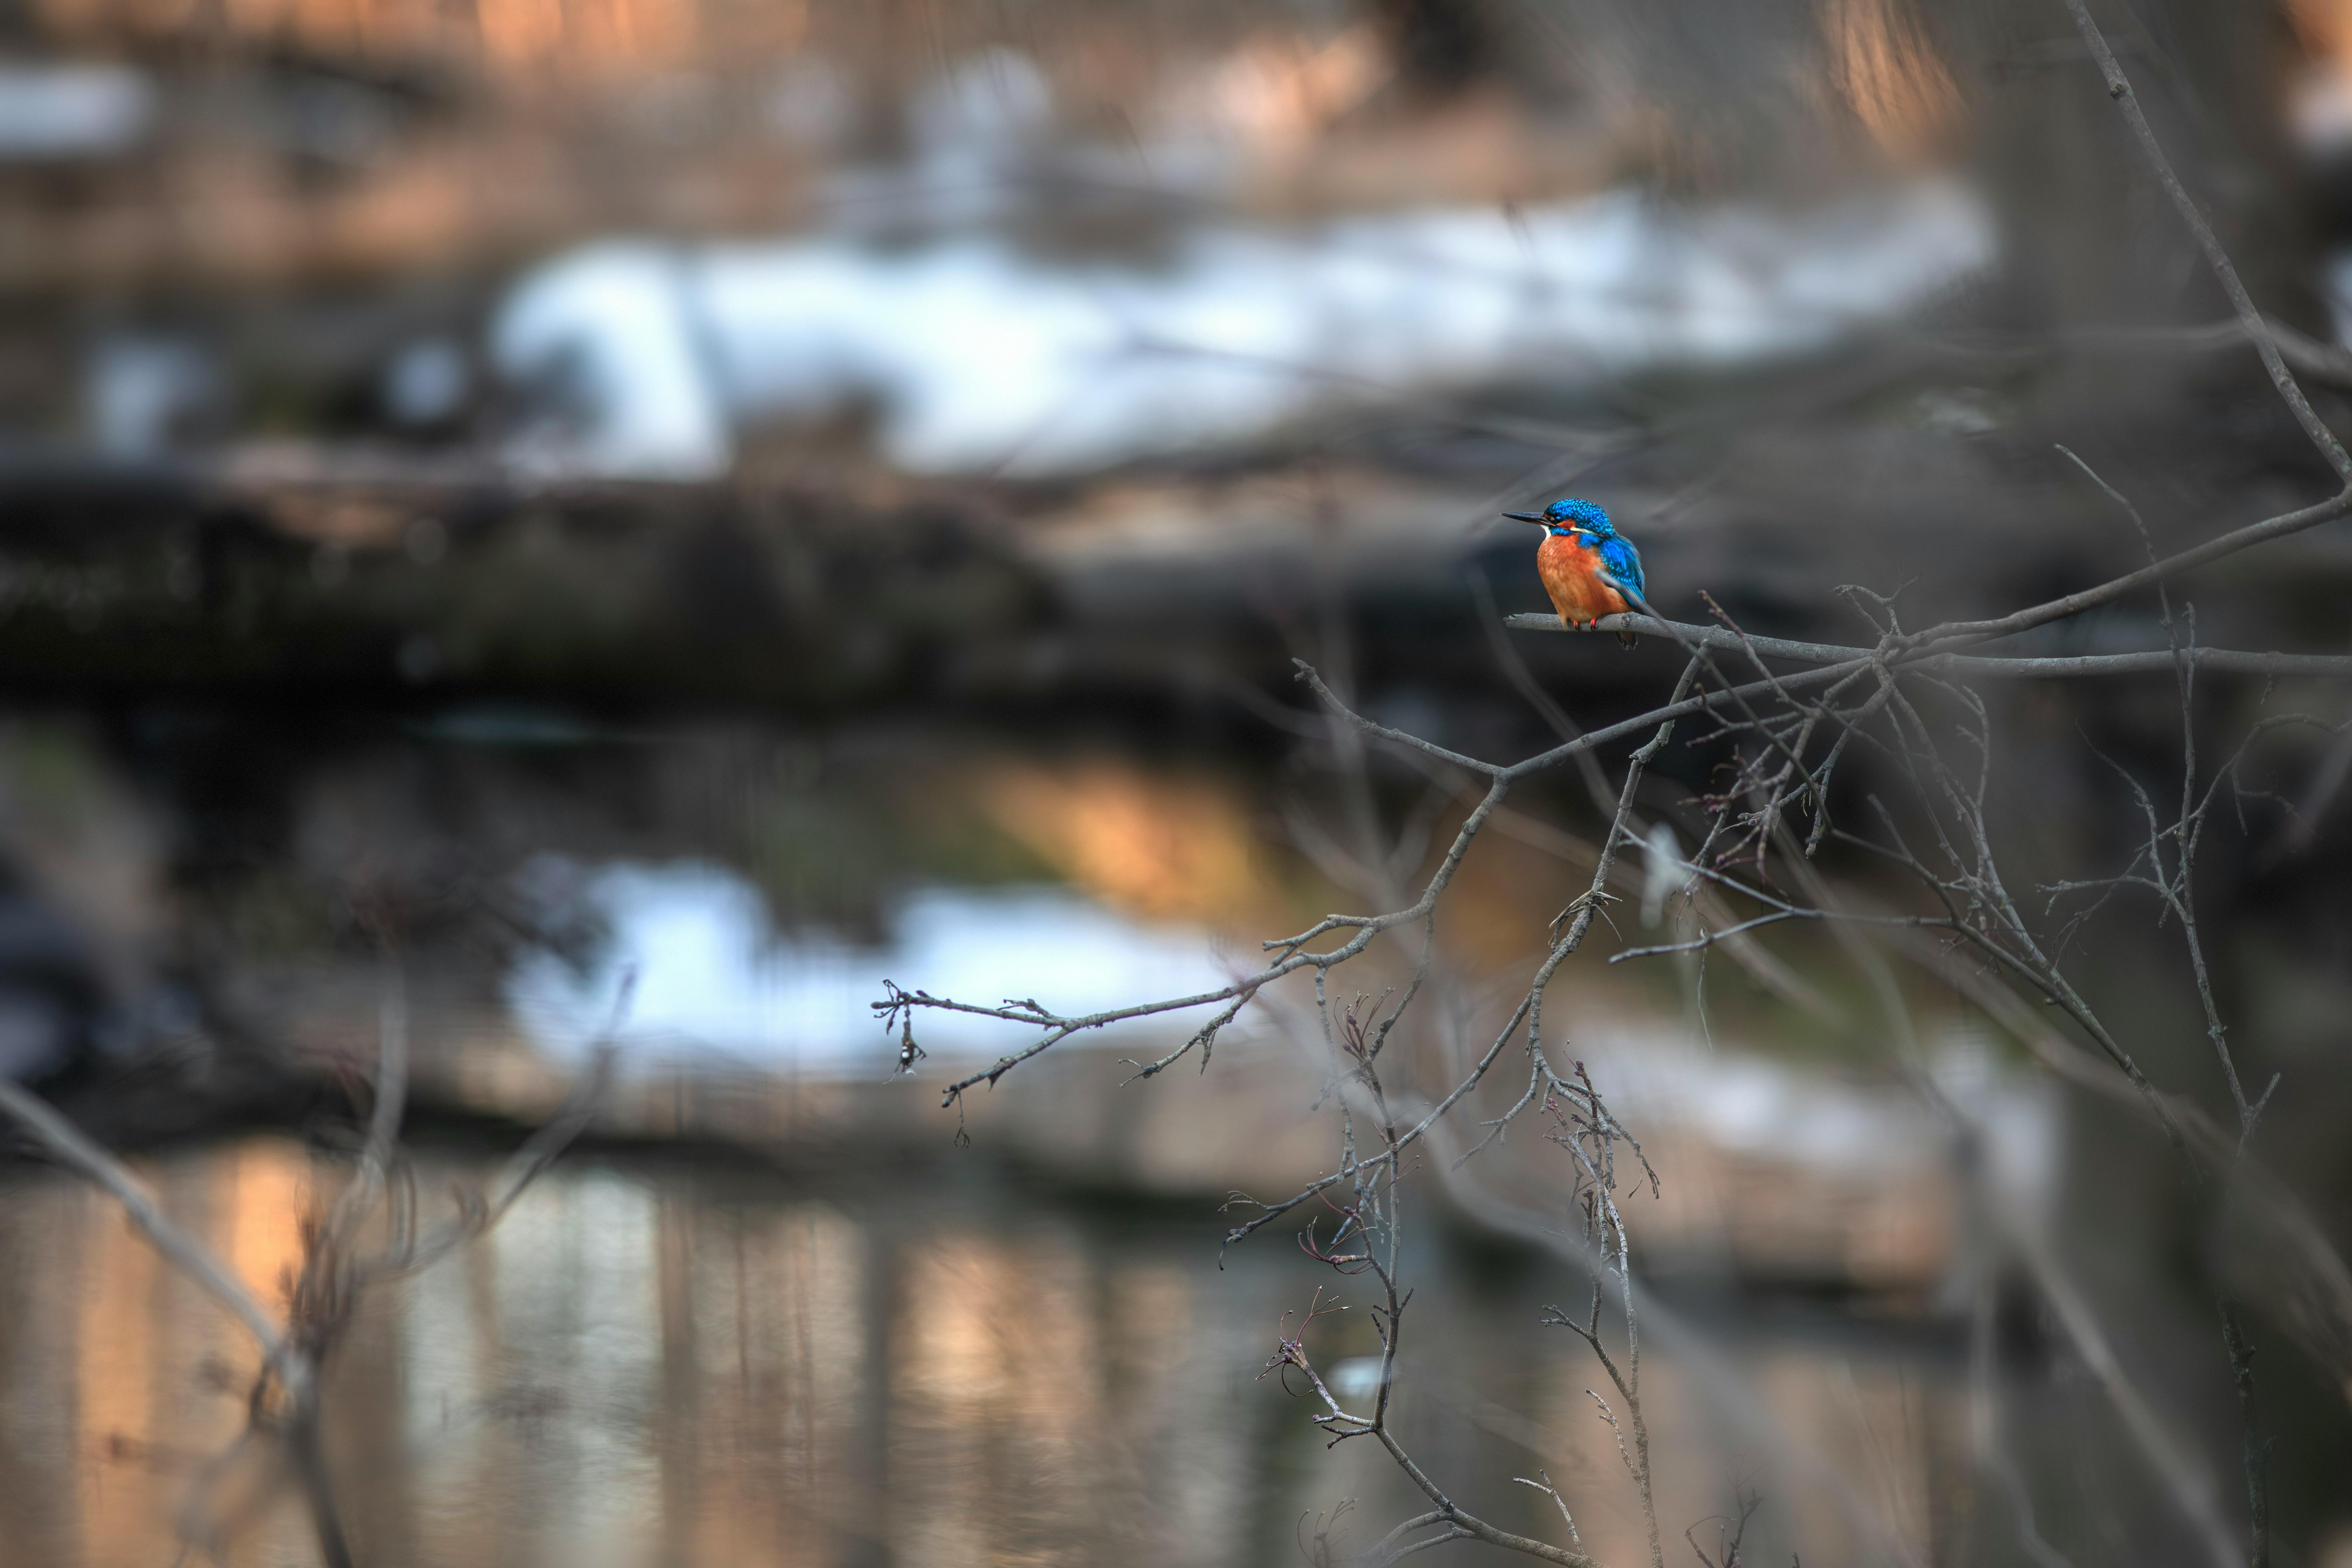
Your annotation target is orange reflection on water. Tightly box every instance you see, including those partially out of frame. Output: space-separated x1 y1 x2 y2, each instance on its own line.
891 1231 1103 1566
0 1135 1963 1567
41 1141 318 1568
71 1178 164 1568
222 1137 312 1312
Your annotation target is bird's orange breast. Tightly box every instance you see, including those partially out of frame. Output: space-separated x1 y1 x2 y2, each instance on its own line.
1536 534 1631 624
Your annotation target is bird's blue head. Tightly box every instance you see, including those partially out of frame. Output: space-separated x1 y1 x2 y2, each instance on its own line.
1505 498 1615 539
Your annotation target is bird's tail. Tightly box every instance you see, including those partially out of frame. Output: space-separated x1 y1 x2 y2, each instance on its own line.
1618 630 1639 649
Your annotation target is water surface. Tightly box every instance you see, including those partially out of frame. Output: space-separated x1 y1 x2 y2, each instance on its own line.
0 1136 1965 1568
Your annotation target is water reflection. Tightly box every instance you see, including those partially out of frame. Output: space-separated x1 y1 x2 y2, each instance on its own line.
0 1137 1966 1567
0 719 2033 1564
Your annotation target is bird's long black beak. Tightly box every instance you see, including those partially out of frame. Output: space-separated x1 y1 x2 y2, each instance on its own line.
1503 511 1544 524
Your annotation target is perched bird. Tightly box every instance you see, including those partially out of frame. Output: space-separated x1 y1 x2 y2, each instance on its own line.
1505 497 1644 648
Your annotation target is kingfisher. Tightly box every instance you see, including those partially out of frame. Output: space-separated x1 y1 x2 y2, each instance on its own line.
1505 497 1644 648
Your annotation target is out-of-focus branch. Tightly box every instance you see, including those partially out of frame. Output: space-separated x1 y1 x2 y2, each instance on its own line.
2011 1216 2244 1568
1942 318 2352 388
1470 565 1616 811
2080 317 2352 389
2060 0 2352 485
371 1037 621 1281
0 1078 298 1385
1 953 624 1568
1920 488 2352 649
325 946 409 1248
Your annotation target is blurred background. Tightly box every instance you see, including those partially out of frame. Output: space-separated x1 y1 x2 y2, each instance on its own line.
3 0 2352 1563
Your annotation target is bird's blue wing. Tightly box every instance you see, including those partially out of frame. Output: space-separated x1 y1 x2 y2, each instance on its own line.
1598 536 1644 600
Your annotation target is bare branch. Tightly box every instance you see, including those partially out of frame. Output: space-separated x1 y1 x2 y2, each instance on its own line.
2061 0 2352 483
1505 614 2352 679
